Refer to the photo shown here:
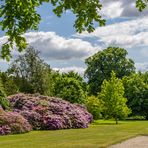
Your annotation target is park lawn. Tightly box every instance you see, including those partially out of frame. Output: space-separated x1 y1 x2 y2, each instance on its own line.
0 120 148 148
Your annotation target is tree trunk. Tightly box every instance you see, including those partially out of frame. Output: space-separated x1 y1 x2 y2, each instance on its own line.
115 117 118 124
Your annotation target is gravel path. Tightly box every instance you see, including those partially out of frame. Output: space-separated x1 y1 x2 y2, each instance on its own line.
109 136 148 148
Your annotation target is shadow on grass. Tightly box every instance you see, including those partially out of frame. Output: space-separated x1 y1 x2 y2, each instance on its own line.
92 122 121 125
92 120 125 125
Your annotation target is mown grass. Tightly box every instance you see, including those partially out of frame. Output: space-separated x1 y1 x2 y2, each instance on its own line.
0 120 148 148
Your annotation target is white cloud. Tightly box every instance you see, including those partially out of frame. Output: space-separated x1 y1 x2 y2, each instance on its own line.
0 32 100 60
26 32 100 60
0 32 101 71
100 1 123 18
100 0 148 18
53 66 85 75
77 17 148 49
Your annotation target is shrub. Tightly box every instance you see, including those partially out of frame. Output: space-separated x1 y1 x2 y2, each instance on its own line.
85 96 102 120
8 93 93 130
0 106 32 135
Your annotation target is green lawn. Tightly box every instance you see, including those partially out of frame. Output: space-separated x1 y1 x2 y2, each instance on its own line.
0 120 148 148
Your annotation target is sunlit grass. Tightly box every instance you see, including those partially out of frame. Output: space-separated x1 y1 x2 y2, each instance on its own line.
0 120 148 148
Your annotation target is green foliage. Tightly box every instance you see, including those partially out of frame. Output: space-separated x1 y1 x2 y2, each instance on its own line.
53 71 86 104
85 96 102 120
8 47 53 96
0 0 105 60
141 71 148 84
0 72 19 95
85 47 135 95
0 77 9 110
136 0 148 11
122 72 148 119
0 0 147 60
99 71 131 124
126 115 146 120
62 71 88 92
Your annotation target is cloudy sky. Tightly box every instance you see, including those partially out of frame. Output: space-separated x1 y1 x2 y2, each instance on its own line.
0 0 148 74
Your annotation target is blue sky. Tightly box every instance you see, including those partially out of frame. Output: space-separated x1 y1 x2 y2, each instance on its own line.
0 0 148 73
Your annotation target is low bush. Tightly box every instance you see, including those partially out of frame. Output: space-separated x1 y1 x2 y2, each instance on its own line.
0 106 32 135
126 115 146 120
8 93 93 130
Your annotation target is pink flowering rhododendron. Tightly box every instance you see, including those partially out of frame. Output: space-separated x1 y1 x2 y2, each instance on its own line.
0 93 92 135
8 93 93 130
0 106 32 135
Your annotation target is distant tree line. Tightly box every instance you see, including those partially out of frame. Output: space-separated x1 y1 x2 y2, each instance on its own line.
0 46 148 122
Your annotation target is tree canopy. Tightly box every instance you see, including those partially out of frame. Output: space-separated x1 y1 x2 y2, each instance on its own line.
8 47 53 95
85 47 135 95
99 71 131 124
0 0 148 60
122 72 148 119
53 71 87 104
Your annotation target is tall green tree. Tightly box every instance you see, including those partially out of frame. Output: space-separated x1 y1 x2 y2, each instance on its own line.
85 47 135 95
0 0 147 60
8 47 53 95
53 71 87 104
99 71 131 124
122 72 148 119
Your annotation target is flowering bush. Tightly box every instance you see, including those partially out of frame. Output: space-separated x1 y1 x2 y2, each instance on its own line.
0 106 32 135
8 93 93 130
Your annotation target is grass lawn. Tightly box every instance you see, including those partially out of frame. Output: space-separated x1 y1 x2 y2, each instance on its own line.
0 120 148 148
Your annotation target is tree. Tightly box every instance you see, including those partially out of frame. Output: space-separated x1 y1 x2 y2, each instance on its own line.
0 77 9 110
85 96 102 120
85 47 135 95
122 72 148 119
99 71 131 124
0 0 147 60
53 71 86 104
8 47 53 95
0 72 19 95
62 71 88 92
141 71 148 84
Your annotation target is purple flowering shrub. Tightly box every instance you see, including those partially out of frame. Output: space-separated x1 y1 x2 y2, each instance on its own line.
8 93 93 130
0 106 32 135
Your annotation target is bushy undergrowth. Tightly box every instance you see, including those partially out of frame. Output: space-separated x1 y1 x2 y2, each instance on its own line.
0 106 32 135
8 93 92 130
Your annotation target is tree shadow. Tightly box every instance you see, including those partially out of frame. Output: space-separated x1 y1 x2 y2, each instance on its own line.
92 121 123 125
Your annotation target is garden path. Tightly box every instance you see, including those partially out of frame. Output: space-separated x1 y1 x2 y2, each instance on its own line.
109 136 148 148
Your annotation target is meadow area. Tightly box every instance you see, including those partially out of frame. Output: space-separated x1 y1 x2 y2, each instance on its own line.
0 120 148 148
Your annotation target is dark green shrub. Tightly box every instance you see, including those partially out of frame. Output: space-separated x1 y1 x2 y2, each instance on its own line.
0 78 9 110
